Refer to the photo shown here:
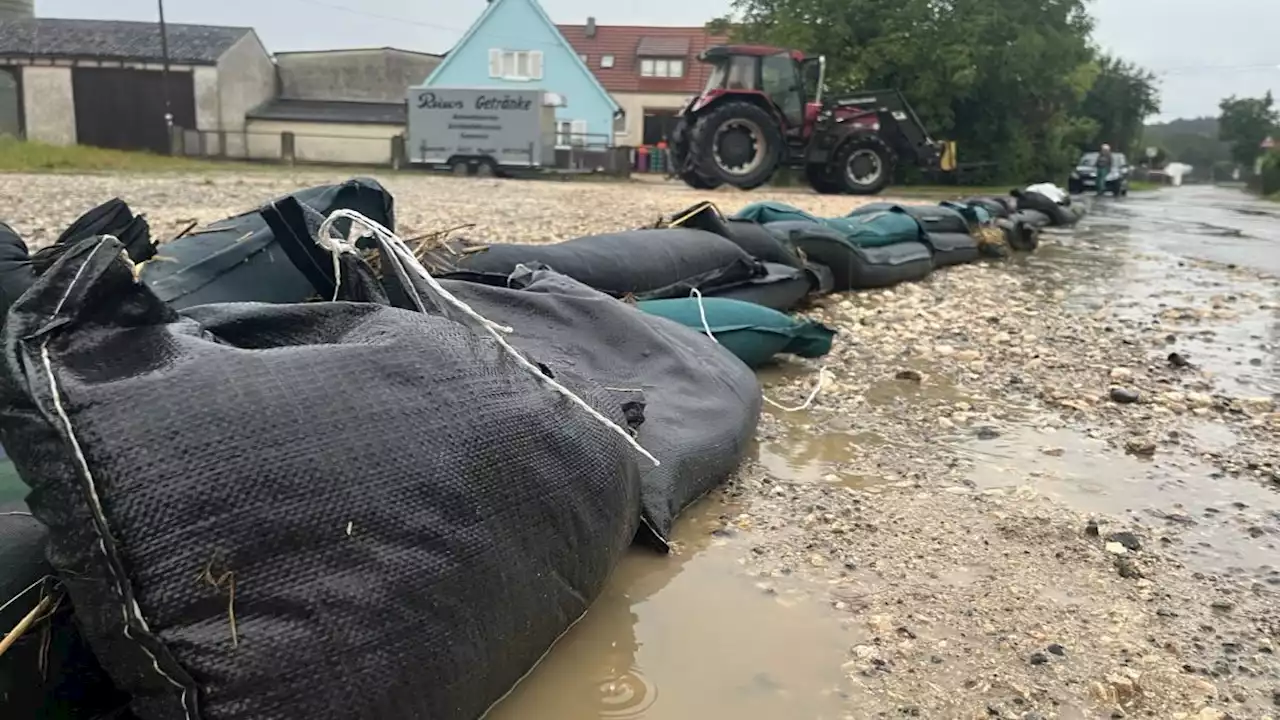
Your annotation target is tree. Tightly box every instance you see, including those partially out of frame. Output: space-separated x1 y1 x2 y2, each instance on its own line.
1218 92 1278 168
716 0 1143 183
1078 55 1161 155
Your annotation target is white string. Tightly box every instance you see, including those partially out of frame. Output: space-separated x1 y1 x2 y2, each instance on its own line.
0 511 32 517
315 209 659 467
687 288 829 413
0 575 51 618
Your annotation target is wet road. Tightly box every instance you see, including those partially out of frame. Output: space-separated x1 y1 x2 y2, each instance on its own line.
1082 184 1280 275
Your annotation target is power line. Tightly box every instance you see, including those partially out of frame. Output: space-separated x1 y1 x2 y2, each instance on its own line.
283 0 616 53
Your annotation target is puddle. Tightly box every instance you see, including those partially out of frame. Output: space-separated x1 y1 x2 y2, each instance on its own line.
488 497 852 720
962 426 1280 572
1026 190 1280 398
756 427 885 486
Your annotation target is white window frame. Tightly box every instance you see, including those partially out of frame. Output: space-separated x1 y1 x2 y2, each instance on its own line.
601 54 615 69
639 57 685 78
488 49 544 81
556 119 589 149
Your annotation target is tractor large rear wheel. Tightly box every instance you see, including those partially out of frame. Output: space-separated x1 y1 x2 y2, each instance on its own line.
833 135 895 195
689 101 784 190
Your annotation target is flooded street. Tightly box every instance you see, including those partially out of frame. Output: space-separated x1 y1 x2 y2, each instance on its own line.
490 186 1280 720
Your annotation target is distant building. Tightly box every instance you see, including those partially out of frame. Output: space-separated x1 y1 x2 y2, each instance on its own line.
423 0 620 149
244 47 442 165
0 17 273 155
557 21 727 147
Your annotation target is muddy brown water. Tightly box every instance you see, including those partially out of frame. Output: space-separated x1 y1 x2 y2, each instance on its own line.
486 496 853 720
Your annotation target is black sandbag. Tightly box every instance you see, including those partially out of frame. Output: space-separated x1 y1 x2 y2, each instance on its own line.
925 232 983 267
705 261 812 311
139 177 395 309
997 217 1039 252
33 198 155 274
854 202 970 235
1015 209 1053 229
962 196 1016 219
768 221 933 291
428 229 762 300
1 515 132 720
1013 190 1076 227
806 261 836 296
438 268 760 546
1 236 645 720
667 201 804 269
0 222 34 316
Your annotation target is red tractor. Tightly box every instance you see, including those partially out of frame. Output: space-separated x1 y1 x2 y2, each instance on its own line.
668 45 948 194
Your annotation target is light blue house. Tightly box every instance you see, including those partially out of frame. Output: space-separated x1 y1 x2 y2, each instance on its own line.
424 0 620 148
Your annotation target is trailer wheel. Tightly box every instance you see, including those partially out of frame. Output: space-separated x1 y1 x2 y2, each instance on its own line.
475 161 496 178
451 161 470 177
690 101 783 190
833 135 895 195
805 164 844 194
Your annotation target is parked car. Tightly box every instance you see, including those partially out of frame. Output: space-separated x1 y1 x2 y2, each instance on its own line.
1068 151 1130 196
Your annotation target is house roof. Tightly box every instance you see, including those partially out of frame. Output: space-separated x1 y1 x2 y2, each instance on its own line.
556 25 728 94
0 17 254 65
247 99 407 126
425 0 618 113
274 47 443 59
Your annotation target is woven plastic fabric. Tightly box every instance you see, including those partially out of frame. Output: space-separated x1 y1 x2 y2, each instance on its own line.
139 177 395 309
0 237 643 720
439 268 761 546
426 228 762 300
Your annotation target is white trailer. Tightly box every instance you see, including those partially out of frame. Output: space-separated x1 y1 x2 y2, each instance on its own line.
406 86 559 175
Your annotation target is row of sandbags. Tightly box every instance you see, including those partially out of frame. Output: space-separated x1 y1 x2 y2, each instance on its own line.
0 179 768 720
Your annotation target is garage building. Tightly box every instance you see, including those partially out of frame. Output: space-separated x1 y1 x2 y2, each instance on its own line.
0 17 274 155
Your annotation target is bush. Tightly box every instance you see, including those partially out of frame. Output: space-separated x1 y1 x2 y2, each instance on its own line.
1260 150 1280 196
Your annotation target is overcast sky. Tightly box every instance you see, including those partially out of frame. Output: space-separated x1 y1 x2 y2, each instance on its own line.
35 0 1280 121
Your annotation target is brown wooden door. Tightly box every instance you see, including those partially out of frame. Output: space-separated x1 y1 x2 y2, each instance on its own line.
71 67 196 154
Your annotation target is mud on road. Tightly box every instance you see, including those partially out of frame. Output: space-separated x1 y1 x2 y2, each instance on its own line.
2 174 1278 719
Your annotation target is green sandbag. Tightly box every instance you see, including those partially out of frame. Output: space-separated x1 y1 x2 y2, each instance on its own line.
636 297 835 368
824 211 923 248
737 202 920 249
732 201 821 225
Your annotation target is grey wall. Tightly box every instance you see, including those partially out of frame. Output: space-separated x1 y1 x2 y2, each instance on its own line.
215 31 276 157
277 49 442 103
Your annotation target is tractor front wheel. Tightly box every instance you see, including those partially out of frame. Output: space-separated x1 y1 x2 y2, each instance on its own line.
690 101 784 190
833 135 895 195
679 169 724 190
805 164 844 194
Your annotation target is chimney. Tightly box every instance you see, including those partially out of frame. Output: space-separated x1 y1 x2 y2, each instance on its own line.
586 17 596 38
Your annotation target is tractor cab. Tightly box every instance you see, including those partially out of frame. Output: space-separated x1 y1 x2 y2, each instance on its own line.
689 45 826 140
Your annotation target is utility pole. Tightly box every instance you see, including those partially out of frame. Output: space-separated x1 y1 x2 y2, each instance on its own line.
157 0 174 149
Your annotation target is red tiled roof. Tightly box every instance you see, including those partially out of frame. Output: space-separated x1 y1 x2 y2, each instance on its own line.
556 24 729 94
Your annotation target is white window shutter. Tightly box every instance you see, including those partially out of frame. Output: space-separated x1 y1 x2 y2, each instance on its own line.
531 51 544 80
488 49 502 78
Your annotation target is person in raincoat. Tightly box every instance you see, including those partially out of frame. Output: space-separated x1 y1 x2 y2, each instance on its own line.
1096 143 1114 196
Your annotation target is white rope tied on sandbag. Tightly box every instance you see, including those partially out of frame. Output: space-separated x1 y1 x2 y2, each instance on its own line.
688 288 828 413
315 209 659 467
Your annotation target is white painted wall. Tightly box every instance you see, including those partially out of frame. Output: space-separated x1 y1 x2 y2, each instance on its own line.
20 65 75 145
244 119 402 165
